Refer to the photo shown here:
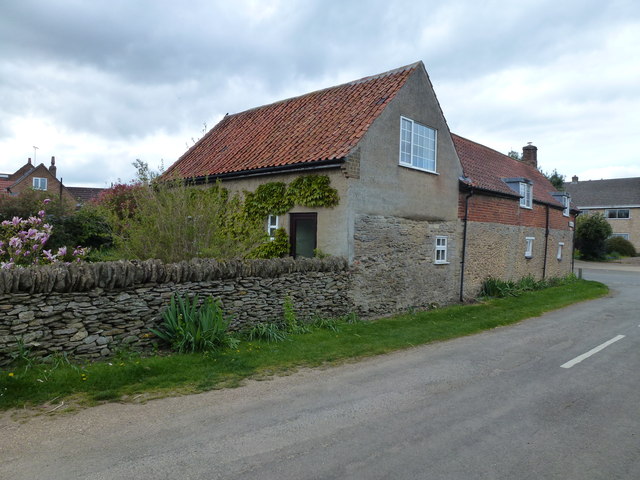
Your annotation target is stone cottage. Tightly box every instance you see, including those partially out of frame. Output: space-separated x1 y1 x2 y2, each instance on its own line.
165 61 574 314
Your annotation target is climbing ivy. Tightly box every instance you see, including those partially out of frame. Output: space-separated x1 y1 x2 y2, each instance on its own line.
243 175 339 222
244 182 293 219
286 175 340 208
248 228 290 259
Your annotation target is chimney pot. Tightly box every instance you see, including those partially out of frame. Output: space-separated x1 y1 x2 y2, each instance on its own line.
521 143 538 169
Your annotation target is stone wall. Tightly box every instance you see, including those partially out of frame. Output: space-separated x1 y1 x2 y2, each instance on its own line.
350 214 461 316
0 258 351 365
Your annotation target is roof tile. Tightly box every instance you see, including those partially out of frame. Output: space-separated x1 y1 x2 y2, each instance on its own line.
165 63 421 179
452 134 563 207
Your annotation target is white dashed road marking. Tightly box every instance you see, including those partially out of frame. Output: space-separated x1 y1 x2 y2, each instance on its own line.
561 335 626 369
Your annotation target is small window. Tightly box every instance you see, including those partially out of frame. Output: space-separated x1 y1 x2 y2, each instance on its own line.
562 196 571 217
525 237 535 258
557 242 565 261
606 209 630 219
610 233 630 240
267 215 279 239
33 177 47 190
435 236 448 264
399 117 437 173
519 182 532 209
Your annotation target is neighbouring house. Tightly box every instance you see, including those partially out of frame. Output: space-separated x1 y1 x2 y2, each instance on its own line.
0 156 104 206
454 136 575 298
165 61 574 314
564 176 640 250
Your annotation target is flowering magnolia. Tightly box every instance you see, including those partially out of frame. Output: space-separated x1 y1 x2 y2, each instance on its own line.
0 199 89 269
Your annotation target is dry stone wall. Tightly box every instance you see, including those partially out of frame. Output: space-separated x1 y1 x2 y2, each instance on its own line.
0 258 351 365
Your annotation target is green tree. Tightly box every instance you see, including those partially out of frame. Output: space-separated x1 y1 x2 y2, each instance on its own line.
507 150 521 160
575 213 613 260
540 168 566 190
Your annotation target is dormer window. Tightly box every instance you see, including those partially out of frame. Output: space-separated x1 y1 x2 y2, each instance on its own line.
551 192 571 217
33 177 47 190
399 117 437 173
519 182 532 209
503 177 533 209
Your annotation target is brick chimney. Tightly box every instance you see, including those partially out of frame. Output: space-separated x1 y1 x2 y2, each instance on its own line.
49 156 57 177
571 175 578 184
27 157 32 165
521 143 537 169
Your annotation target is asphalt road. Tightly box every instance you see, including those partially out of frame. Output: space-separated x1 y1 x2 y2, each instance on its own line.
1 264 638 479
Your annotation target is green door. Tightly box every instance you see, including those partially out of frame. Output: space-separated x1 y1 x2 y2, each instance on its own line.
290 213 317 258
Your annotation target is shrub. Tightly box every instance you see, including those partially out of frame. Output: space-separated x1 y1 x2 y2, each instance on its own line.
479 274 577 298
605 237 636 257
575 213 612 260
150 294 238 353
0 203 89 268
106 181 265 263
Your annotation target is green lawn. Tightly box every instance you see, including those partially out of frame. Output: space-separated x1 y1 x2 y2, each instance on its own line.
0 279 608 411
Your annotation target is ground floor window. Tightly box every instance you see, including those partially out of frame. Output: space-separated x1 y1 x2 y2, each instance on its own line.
525 237 535 258
435 236 448 264
557 242 564 261
267 214 278 239
610 233 630 240
289 212 317 258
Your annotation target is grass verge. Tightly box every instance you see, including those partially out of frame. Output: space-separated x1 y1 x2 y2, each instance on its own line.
0 279 607 411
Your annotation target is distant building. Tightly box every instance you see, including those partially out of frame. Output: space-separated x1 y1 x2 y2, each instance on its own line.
0 157 104 205
564 176 640 250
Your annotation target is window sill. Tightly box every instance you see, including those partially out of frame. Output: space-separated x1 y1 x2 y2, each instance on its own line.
524 255 533 259
434 261 450 265
399 163 439 175
520 205 533 210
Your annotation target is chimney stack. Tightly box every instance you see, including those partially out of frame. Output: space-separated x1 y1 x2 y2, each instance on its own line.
521 142 537 169
571 175 578 184
27 157 32 165
49 156 57 177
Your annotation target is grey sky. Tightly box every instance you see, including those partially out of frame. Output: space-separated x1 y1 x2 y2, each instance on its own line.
1 0 639 187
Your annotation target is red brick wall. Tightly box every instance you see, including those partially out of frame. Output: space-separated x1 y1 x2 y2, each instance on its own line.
458 191 574 229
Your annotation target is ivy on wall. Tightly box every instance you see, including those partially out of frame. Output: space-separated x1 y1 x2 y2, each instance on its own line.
248 228 290 259
244 175 339 221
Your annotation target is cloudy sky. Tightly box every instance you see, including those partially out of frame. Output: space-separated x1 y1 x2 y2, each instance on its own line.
1 0 639 187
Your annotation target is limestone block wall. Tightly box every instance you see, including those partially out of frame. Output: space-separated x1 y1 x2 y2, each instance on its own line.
351 214 461 316
0 258 351 365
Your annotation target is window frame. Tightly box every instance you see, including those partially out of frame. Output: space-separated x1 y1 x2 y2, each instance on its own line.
434 236 448 264
525 237 535 258
32 177 47 190
557 242 565 261
267 214 279 240
519 182 532 209
606 209 630 219
399 116 437 174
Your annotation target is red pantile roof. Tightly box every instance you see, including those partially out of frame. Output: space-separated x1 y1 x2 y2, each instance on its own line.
67 186 105 203
452 134 563 206
165 62 422 179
